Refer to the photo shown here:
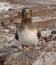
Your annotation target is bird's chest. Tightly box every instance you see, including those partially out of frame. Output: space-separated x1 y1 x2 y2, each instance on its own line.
19 28 38 44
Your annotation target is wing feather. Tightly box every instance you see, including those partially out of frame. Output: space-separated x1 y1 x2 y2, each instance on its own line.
15 31 19 40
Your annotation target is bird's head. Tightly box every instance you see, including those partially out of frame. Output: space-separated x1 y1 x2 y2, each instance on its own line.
22 8 32 20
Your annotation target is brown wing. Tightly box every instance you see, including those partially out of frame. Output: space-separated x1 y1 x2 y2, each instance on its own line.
15 31 19 40
37 30 41 39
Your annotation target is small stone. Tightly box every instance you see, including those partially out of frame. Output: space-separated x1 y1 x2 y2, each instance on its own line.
53 36 56 41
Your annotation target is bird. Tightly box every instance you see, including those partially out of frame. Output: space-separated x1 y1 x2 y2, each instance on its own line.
15 8 39 59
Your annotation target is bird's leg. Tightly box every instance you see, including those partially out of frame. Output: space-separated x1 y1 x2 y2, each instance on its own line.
22 45 33 61
21 44 27 62
22 45 32 59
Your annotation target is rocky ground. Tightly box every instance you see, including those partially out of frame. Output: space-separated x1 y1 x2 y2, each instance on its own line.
0 23 56 65
0 1 56 65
